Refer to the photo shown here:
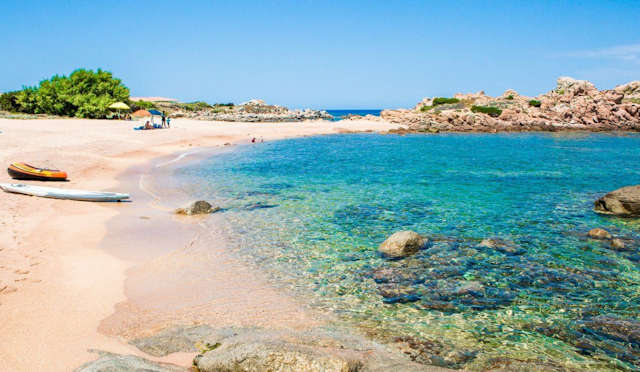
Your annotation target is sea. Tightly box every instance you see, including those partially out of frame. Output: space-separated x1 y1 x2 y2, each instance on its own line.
326 109 381 120
172 133 640 370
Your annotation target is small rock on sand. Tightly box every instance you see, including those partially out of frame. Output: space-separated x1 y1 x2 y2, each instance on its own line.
378 231 428 258
588 228 612 239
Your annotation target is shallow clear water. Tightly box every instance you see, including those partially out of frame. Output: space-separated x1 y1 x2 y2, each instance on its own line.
175 133 640 370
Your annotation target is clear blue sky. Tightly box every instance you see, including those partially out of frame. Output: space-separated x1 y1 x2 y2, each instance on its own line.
1 1 639 109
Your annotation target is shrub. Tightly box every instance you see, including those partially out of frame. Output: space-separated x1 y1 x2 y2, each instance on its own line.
432 97 460 105
471 105 502 117
528 100 542 108
506 95 514 100
0 91 21 112
557 89 565 95
420 105 434 112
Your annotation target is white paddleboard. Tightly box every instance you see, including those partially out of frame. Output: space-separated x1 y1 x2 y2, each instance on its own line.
0 183 130 202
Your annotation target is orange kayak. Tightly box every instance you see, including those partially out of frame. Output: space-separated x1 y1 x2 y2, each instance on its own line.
7 162 68 181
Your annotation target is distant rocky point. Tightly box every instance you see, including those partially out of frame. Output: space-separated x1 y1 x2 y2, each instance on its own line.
160 98 333 122
376 77 640 132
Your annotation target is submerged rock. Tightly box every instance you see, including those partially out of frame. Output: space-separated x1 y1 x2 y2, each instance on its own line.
74 350 188 372
191 327 436 372
175 200 220 215
195 337 362 371
378 231 428 258
477 238 524 255
610 238 626 251
594 185 640 217
587 228 612 239
130 325 216 356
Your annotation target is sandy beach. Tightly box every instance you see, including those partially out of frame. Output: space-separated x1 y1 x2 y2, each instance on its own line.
0 117 399 371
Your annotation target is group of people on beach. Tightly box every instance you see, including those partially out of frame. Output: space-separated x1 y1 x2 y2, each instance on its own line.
143 112 171 130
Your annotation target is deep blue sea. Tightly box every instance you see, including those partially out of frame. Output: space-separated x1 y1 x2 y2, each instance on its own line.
175 133 640 370
326 109 381 120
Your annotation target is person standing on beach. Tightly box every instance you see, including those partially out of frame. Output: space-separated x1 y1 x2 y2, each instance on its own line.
167 117 171 128
161 112 167 128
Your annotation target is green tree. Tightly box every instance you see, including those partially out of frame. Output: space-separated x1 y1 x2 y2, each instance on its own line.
0 91 21 112
15 87 38 113
1 68 130 118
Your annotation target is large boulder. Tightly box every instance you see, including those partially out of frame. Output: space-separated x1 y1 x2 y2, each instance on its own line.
378 231 428 257
594 186 640 217
175 200 220 215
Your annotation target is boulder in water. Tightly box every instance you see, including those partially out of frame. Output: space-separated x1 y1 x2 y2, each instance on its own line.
587 228 612 239
378 231 428 258
175 200 220 215
594 186 640 217
610 238 626 251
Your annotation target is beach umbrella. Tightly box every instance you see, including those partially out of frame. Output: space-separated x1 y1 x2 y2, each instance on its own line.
132 109 151 118
108 102 130 119
109 102 129 110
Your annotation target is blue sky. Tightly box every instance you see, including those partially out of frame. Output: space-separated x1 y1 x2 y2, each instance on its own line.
1 1 639 109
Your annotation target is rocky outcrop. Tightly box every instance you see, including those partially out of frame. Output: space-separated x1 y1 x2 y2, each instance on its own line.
175 200 220 215
594 185 640 217
615 81 640 101
170 99 333 122
378 231 428 258
381 77 640 133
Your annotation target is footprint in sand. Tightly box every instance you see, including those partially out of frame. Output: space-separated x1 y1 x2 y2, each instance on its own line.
0 285 18 294
14 269 30 275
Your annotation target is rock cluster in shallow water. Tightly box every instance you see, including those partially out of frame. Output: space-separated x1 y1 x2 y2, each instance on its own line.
380 77 640 132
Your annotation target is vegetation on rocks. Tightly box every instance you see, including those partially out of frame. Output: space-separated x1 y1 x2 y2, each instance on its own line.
0 69 129 118
471 105 502 117
420 97 460 111
432 97 460 105
528 99 542 107
177 101 233 112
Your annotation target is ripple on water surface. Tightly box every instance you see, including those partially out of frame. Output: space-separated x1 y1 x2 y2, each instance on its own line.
174 133 640 370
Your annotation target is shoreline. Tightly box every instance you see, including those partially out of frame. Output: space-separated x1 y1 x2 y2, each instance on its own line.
0 118 401 371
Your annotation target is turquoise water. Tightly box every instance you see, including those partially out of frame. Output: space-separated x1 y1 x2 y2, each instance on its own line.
175 133 640 370
326 109 381 120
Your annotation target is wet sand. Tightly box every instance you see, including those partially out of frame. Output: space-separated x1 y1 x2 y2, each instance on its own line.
0 117 398 371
